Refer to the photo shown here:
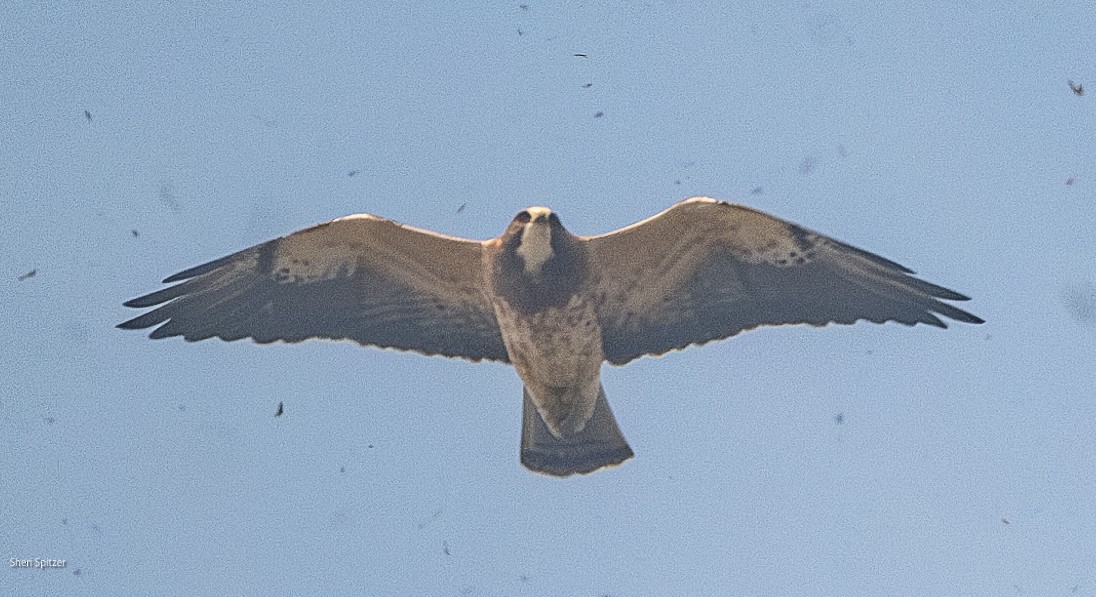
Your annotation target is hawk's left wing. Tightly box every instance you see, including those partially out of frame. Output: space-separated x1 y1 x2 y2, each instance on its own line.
583 197 983 365
119 214 509 362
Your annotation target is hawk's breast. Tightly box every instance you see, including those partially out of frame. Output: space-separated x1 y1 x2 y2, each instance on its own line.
492 293 604 383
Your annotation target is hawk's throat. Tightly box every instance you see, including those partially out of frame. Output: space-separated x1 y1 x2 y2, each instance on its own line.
516 220 554 276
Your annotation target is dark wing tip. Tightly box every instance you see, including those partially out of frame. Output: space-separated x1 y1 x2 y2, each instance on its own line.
887 270 984 325
122 293 167 309
122 279 200 308
116 309 168 330
162 253 238 283
828 237 982 324
946 307 984 325
918 281 973 302
878 280 983 327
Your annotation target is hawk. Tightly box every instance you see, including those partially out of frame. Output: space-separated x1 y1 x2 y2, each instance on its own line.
119 197 983 476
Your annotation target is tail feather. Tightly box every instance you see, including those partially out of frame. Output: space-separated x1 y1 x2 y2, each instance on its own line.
520 384 633 477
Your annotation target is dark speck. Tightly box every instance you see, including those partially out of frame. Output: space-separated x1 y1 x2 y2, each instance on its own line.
348 170 359 177
582 83 593 88
1069 80 1084 96
798 156 814 175
750 186 764 195
339 466 345 473
443 540 451 556
594 111 604 118
73 568 81 576
1002 517 1009 525
131 229 139 238
275 401 284 417
520 3 529 10
158 181 179 211
84 110 92 121
1063 281 1096 323
457 203 467 213
574 53 588 59
17 268 36 281
833 412 844 424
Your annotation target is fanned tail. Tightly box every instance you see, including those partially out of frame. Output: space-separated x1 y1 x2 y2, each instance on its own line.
520 384 633 476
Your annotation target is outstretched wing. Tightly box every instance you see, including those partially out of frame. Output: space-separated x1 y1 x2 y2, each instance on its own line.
119 214 509 362
584 197 983 365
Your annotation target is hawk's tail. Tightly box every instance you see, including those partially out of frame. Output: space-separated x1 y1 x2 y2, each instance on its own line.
520 384 633 477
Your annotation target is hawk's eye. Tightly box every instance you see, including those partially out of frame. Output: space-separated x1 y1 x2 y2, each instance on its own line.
515 211 531 223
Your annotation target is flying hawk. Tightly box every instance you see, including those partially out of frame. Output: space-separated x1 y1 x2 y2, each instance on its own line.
119 197 983 476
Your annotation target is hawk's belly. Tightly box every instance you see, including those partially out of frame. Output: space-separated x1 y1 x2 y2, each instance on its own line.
493 294 605 437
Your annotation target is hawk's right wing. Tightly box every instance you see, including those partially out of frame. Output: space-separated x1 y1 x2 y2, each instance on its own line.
584 197 983 365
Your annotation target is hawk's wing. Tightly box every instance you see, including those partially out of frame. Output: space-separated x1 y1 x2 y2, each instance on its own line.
119 214 509 362
584 197 983 365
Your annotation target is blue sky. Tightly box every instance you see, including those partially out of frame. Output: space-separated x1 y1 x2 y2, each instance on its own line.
3 2 1095 595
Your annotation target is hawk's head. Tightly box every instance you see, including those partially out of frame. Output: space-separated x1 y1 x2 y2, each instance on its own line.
513 206 556 276
492 206 588 314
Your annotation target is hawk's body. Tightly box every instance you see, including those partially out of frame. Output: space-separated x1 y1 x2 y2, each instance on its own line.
119 197 983 476
483 207 630 473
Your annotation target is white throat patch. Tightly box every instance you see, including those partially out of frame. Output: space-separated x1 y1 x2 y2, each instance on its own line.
516 208 554 275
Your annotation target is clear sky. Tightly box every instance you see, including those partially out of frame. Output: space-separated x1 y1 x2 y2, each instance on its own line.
3 2 1095 595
